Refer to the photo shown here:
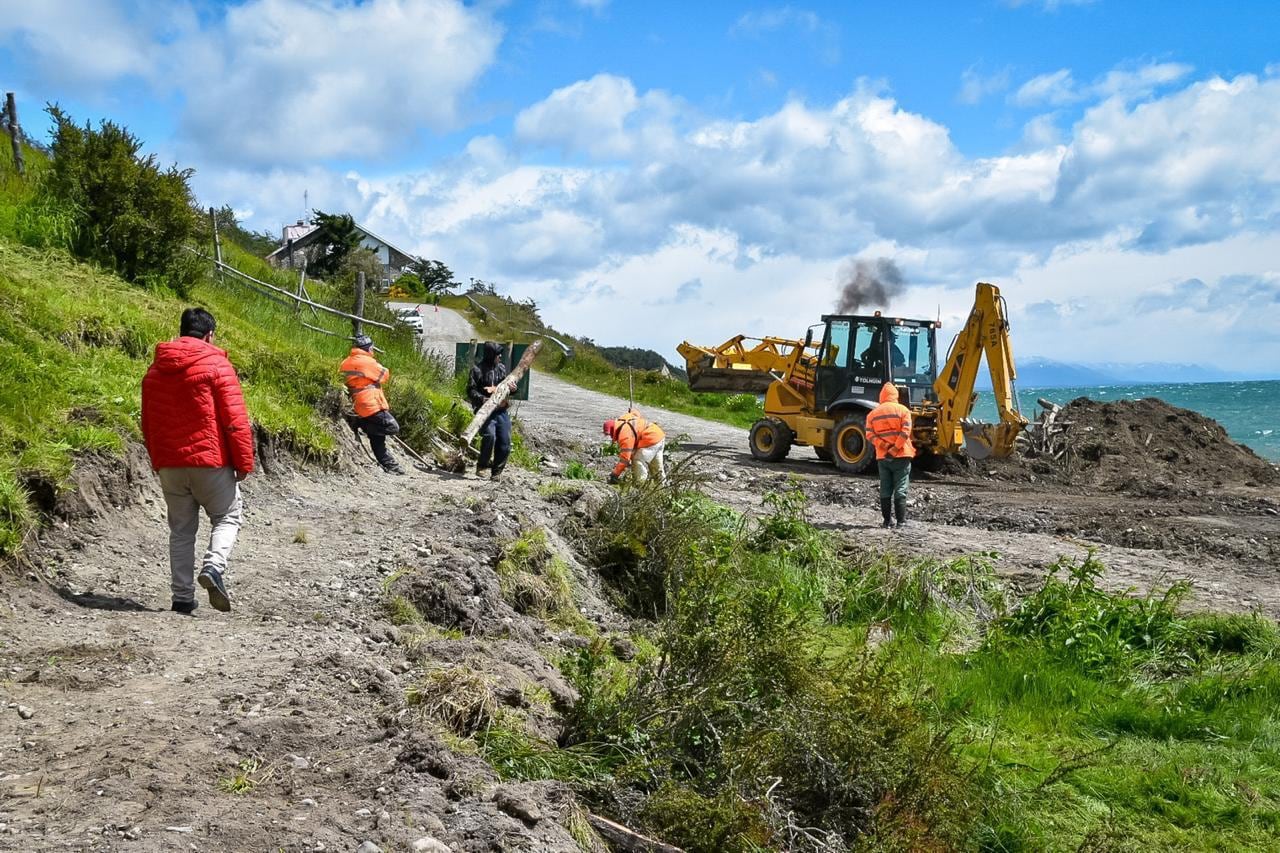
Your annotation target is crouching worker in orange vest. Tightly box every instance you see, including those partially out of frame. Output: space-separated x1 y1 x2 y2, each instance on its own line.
340 335 405 476
867 383 915 528
604 411 666 485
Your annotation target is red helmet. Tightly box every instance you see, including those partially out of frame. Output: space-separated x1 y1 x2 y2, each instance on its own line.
603 419 615 436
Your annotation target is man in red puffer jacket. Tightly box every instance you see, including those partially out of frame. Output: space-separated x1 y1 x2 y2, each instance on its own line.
141 308 254 614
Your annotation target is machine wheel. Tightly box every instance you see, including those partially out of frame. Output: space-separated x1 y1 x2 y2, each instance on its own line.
830 412 875 474
749 418 793 462
814 446 833 462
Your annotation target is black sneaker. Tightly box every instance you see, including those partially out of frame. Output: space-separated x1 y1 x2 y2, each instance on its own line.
383 462 406 476
198 567 231 612
171 599 197 615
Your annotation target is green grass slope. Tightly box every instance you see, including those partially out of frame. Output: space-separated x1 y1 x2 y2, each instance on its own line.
0 143 459 558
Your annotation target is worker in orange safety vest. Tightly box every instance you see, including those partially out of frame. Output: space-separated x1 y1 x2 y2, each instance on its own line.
340 335 405 475
604 411 666 484
867 383 915 528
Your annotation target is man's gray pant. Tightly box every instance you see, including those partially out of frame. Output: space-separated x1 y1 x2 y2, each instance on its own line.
158 467 243 603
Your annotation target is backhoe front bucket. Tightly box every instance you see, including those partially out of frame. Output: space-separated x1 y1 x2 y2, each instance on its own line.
687 367 776 394
960 420 997 460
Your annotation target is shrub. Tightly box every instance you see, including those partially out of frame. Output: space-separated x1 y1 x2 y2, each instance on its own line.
987 552 1197 675
44 106 199 293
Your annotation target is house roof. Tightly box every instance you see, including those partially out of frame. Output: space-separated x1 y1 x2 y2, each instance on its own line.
265 220 415 263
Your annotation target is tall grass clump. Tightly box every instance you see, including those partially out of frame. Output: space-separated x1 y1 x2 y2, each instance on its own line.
557 481 982 852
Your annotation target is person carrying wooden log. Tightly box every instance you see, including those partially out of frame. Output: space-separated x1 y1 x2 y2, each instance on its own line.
604 411 666 484
467 341 519 479
340 335 405 476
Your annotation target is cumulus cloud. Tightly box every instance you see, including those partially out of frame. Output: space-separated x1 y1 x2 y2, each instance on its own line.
176 0 502 166
0 0 502 167
514 74 678 160
0 0 192 89
199 64 1280 368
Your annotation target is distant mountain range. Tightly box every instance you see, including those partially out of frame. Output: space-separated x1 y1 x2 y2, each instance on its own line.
979 357 1279 389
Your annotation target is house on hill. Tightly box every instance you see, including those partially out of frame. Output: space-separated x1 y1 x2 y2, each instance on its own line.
265 219 415 291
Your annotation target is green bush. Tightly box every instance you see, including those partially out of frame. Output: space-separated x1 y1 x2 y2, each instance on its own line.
44 106 199 293
988 552 1197 675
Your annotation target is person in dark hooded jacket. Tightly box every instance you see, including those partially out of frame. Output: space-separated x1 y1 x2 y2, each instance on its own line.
467 341 518 478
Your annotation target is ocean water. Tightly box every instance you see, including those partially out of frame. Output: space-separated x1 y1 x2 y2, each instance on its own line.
968 379 1280 462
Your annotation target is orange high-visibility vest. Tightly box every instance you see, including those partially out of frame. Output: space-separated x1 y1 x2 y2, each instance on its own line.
867 384 915 460
340 349 391 417
610 413 665 476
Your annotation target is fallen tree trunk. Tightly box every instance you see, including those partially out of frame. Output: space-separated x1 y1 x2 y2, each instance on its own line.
460 339 541 445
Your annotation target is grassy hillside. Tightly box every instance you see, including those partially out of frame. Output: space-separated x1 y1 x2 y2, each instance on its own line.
441 293 765 429
0 140 461 558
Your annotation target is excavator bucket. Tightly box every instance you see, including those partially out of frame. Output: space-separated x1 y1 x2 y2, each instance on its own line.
687 367 776 394
960 419 998 460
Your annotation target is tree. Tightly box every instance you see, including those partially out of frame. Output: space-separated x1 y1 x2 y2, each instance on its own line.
308 210 362 277
209 205 278 257
407 257 457 294
44 105 199 291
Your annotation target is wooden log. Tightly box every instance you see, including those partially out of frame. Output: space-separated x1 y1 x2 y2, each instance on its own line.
6 93 24 176
460 340 541 445
586 815 684 853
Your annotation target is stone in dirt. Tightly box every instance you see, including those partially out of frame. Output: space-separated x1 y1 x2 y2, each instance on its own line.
411 838 451 853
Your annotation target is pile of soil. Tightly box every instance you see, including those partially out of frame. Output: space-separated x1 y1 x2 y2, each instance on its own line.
1056 397 1279 495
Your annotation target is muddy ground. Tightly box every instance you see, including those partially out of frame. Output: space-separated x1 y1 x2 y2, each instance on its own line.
2 307 1278 851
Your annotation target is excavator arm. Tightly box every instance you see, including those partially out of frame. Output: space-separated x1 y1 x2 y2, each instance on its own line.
932 282 1028 458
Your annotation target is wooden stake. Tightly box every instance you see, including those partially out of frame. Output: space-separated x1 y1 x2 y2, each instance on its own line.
353 271 365 337
6 93 24 177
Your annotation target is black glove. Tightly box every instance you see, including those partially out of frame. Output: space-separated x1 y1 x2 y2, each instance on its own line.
607 472 621 485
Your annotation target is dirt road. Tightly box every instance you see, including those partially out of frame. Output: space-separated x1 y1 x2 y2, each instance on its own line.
2 307 1276 849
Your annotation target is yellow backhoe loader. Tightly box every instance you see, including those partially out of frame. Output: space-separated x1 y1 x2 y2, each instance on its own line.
676 282 1028 473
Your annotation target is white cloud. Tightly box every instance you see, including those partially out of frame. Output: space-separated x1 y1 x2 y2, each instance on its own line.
176 0 502 166
730 7 840 65
0 0 502 167
1013 69 1080 107
211 65 1280 369
1014 61 1193 108
958 66 1011 105
0 0 193 88
514 74 678 160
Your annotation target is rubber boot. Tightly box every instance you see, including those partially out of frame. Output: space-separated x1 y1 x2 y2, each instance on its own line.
894 497 908 528
880 497 894 528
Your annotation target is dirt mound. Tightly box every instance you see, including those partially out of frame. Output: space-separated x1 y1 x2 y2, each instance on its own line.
1056 397 1279 495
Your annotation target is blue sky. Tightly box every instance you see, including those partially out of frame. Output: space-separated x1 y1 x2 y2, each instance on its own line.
2 0 1280 370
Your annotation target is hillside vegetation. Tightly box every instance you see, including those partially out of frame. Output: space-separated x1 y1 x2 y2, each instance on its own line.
0 134 460 557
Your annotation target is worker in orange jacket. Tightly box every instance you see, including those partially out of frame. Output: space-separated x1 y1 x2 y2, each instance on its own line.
340 335 405 475
604 411 666 484
867 383 915 528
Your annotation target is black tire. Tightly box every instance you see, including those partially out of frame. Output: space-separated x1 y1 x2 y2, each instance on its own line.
814 446 833 462
830 412 875 474
749 418 793 462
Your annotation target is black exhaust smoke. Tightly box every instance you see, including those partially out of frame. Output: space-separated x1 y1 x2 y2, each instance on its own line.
834 258 906 314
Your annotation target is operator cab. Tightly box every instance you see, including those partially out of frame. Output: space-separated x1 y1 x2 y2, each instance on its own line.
813 315 938 411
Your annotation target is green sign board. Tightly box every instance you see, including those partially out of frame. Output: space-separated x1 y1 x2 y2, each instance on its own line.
454 341 531 401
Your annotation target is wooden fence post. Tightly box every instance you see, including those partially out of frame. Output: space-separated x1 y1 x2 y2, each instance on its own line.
6 93 24 177
353 271 366 337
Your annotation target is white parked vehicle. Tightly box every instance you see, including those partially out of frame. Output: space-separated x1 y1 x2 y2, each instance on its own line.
393 307 424 334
